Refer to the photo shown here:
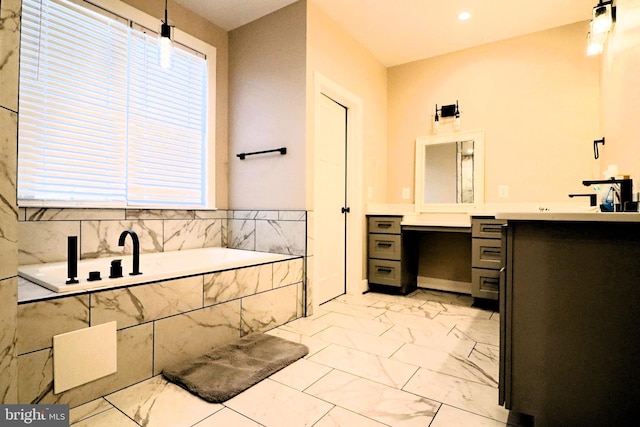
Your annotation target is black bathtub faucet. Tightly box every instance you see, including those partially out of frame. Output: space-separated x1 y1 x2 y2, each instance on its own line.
118 230 142 276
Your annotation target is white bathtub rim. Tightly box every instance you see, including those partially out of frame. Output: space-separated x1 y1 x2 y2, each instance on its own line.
18 247 301 294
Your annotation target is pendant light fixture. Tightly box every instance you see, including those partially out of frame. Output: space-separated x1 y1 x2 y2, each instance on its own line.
160 0 172 69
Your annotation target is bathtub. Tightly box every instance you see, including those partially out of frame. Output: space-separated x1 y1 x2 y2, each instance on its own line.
18 247 300 293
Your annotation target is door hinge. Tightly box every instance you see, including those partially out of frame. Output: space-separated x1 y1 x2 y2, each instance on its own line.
341 206 351 214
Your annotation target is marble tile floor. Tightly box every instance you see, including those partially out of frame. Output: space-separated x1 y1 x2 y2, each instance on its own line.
69 289 530 427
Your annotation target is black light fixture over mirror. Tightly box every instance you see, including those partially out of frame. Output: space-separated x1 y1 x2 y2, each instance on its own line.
433 100 460 133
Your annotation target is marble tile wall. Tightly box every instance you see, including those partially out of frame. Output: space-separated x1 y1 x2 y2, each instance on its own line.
0 0 21 404
17 208 308 264
17 209 227 265
16 258 305 407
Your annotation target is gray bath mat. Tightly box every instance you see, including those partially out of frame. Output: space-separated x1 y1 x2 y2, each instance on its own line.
162 333 309 403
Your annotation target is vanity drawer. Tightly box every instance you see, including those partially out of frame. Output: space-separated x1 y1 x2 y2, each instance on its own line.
368 259 402 287
368 234 401 260
368 216 402 234
472 218 506 239
472 238 503 269
472 268 500 299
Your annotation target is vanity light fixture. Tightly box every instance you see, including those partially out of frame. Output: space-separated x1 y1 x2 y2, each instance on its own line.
586 0 616 56
160 0 172 69
458 11 471 21
433 101 461 133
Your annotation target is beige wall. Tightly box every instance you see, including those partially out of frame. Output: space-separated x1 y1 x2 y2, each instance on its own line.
228 1 307 210
387 21 600 205
306 1 388 207
307 2 387 283
123 0 230 208
601 0 640 186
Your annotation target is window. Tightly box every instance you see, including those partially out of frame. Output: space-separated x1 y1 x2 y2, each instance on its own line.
18 0 216 208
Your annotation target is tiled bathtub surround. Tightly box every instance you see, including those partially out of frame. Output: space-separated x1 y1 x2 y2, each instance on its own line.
17 257 304 407
18 208 307 264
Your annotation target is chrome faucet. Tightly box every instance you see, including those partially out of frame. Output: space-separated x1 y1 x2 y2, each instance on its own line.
118 230 142 276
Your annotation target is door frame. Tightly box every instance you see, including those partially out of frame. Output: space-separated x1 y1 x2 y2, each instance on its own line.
311 72 364 314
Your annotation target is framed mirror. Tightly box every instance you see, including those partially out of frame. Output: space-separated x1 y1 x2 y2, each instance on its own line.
414 129 484 212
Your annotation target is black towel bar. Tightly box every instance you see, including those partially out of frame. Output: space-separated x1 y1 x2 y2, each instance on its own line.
237 147 287 160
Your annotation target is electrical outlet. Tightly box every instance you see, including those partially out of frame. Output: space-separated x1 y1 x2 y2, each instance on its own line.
402 187 411 200
498 185 509 198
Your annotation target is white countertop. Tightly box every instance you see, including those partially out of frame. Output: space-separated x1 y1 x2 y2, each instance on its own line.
367 203 640 225
494 211 640 222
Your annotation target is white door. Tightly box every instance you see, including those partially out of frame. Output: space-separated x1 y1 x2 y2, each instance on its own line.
315 93 348 304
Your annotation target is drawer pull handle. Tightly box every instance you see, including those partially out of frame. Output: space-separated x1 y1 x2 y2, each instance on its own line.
481 247 502 255
376 267 393 274
482 226 502 233
376 222 393 228
376 241 393 248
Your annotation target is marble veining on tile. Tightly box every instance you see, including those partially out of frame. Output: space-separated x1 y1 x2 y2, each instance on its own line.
273 258 304 288
152 301 241 375
17 295 90 354
0 277 18 403
25 208 125 221
0 0 21 111
241 284 298 335
403 367 510 423
228 219 256 250
306 369 440 426
125 209 196 220
105 376 222 427
163 219 222 251
309 343 418 388
90 276 203 329
80 220 163 259
203 264 272 305
278 210 306 221
64 289 520 427
0 110 18 279
393 342 498 387
225 379 333 427
18 220 81 264
255 219 306 255
195 209 228 220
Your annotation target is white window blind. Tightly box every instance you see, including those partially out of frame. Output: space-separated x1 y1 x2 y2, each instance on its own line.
18 0 208 207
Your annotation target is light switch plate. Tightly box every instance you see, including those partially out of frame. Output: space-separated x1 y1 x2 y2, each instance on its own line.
402 188 411 200
498 185 509 198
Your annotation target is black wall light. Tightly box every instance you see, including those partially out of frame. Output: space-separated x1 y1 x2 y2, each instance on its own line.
587 0 616 56
434 100 460 133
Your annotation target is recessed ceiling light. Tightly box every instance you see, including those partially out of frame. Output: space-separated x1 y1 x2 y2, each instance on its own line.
458 11 471 21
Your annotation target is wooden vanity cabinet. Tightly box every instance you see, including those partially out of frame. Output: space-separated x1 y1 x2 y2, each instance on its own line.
471 217 505 300
499 220 640 426
367 215 417 295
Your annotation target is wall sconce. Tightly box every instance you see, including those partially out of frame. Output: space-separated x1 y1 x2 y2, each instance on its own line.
433 100 461 134
160 0 173 69
587 0 616 56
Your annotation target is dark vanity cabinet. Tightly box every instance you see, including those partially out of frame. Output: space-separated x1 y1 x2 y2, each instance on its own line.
367 215 417 295
499 219 640 426
471 217 505 300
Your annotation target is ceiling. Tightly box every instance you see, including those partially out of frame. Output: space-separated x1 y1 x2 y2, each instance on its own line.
174 0 595 67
